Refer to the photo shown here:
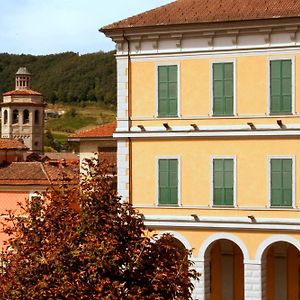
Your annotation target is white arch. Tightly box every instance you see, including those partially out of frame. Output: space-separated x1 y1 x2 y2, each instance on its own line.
198 232 250 260
255 234 300 262
155 230 193 251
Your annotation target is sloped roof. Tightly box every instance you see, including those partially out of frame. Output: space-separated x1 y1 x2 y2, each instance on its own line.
102 0 300 31
0 139 28 150
3 89 42 96
0 162 78 185
16 67 31 75
69 122 116 139
43 152 79 162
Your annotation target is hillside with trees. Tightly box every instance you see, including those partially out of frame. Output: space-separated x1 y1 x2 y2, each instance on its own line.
0 51 116 106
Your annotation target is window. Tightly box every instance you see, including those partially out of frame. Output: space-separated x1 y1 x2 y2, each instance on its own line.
270 59 292 114
158 158 178 205
213 158 234 206
34 110 39 124
12 109 19 124
270 158 293 207
212 62 234 115
98 147 117 174
3 110 7 124
23 110 29 124
157 65 178 117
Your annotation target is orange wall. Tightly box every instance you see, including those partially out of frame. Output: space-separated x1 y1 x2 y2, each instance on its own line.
0 191 29 247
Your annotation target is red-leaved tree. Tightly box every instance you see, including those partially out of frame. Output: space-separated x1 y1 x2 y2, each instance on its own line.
0 159 199 299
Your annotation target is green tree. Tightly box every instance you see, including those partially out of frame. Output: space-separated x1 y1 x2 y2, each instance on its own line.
0 160 199 299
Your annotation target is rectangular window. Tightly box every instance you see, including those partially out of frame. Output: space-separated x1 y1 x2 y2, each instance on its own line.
98 147 117 173
213 158 234 206
213 62 234 115
270 59 292 114
158 159 178 205
270 158 293 207
158 65 178 117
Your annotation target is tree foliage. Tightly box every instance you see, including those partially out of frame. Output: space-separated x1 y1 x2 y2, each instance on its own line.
0 51 116 106
0 160 199 299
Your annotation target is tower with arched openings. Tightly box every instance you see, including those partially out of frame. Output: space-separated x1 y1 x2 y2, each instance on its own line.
1 67 44 153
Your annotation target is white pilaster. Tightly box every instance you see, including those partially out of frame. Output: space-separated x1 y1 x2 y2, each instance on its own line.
244 261 262 300
192 258 205 300
117 139 129 202
116 57 129 132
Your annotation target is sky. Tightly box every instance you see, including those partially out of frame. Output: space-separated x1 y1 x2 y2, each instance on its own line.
0 0 173 55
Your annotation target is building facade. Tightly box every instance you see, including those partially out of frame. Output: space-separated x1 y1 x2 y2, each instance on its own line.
68 122 117 172
1 67 45 153
102 1 300 299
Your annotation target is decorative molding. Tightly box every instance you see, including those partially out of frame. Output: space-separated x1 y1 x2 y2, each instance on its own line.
144 218 300 232
114 128 300 139
154 230 193 250
198 232 250 260
255 234 300 261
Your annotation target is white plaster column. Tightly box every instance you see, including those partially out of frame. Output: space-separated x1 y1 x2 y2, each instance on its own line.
116 57 129 132
117 139 129 202
192 258 205 300
244 261 262 300
115 56 130 202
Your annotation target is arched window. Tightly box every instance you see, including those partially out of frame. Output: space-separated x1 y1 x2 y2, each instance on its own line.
23 110 29 124
3 110 8 124
34 110 39 124
12 109 19 124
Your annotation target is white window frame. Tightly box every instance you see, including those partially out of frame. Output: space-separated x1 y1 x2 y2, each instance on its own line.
156 156 181 207
210 59 237 117
210 155 237 207
267 57 295 115
267 155 296 208
155 62 180 118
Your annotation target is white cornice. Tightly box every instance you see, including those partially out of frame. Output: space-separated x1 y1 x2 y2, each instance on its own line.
143 215 300 231
114 123 300 138
109 18 300 57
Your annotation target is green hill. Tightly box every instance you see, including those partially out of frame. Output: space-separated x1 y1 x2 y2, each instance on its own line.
0 51 116 106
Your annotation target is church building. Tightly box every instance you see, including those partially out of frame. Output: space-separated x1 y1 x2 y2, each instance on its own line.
1 67 45 153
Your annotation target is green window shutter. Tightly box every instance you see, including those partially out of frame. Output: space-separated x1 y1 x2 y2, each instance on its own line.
270 60 292 114
158 159 178 205
213 159 234 206
213 63 233 115
158 65 178 117
271 159 292 207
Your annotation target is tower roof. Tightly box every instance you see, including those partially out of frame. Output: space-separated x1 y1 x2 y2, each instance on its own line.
16 67 31 76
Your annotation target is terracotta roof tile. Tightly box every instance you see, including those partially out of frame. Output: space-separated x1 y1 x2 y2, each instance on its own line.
0 162 78 185
3 89 42 96
0 139 28 150
43 152 79 162
102 0 300 30
69 122 116 139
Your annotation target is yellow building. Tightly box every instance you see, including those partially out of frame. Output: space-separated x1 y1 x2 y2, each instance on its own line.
101 0 300 299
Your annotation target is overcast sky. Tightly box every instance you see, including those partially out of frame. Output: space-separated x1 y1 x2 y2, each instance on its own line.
0 0 173 55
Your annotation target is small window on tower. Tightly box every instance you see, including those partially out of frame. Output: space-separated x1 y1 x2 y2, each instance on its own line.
3 110 8 124
34 110 39 124
23 110 29 124
12 110 19 124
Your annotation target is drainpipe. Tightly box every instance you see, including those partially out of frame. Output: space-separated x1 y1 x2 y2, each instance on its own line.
123 32 133 204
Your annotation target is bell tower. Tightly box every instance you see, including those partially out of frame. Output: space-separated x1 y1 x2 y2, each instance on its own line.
1 67 45 153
